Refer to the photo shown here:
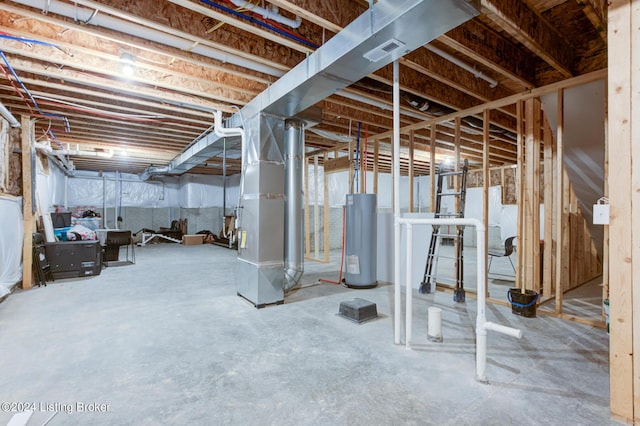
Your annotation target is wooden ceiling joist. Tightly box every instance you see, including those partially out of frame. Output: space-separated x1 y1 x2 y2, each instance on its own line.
481 0 575 78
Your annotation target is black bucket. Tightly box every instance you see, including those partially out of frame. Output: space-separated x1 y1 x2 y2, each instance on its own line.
508 288 539 318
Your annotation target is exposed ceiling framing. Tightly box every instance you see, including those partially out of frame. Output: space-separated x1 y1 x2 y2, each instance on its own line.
0 0 607 176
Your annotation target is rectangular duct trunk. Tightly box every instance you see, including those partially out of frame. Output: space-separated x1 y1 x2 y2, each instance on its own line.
236 114 286 307
232 0 480 126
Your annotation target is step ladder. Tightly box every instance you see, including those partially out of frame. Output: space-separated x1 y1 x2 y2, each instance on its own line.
419 159 469 302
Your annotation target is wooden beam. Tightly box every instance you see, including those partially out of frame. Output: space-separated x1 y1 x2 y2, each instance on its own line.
0 2 281 81
576 0 607 42
481 0 575 77
543 117 554 300
603 79 610 311
324 156 350 172
631 0 640 419
440 19 536 88
21 115 33 290
605 0 640 420
167 0 314 54
69 0 298 70
516 101 524 290
372 69 607 141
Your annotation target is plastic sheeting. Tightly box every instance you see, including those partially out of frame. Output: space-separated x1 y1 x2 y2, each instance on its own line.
42 169 241 211
0 196 23 296
178 174 240 209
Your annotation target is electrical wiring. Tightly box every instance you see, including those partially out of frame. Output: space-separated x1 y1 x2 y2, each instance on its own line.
0 50 70 133
0 32 61 48
199 0 318 49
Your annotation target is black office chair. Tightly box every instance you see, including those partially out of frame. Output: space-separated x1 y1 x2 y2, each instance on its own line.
104 230 135 266
488 236 516 274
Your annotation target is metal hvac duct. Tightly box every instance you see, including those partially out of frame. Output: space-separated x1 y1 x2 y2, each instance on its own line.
283 119 304 292
235 0 479 307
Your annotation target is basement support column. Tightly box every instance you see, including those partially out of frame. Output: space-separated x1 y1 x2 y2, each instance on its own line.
314 155 320 260
304 156 310 259
430 125 436 212
323 152 330 263
482 110 490 298
393 60 401 345
409 130 414 213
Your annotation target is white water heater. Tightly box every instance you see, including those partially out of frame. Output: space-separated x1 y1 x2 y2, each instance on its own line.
344 193 377 288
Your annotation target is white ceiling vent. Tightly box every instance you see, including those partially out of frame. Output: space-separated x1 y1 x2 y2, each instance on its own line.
363 38 406 62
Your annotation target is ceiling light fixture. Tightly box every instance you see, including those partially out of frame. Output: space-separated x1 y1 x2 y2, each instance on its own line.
120 53 135 77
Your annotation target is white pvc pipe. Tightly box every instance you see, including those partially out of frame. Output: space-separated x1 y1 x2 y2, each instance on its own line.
228 0 301 28
0 102 20 128
393 60 402 345
213 110 246 229
425 44 498 88
102 175 107 229
427 307 443 342
484 321 522 339
63 175 68 210
9 0 284 78
396 217 522 383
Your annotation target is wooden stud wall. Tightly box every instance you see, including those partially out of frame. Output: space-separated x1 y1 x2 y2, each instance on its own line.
21 116 33 290
543 119 554 300
608 0 635 420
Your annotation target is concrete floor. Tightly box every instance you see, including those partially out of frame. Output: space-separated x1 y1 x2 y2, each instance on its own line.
0 243 617 425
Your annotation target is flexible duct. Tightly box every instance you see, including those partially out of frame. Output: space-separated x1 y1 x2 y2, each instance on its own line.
283 119 304 292
139 165 171 181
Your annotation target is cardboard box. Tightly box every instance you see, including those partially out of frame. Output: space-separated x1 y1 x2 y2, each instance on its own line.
182 234 204 245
